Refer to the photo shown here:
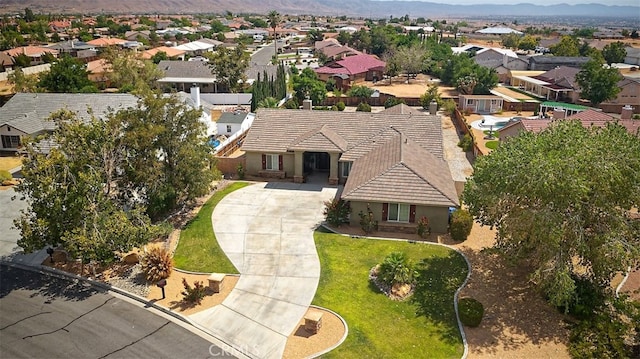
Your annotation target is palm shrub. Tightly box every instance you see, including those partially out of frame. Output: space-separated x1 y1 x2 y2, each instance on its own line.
450 209 473 241
140 246 173 282
458 297 484 327
378 252 418 286
323 198 350 227
181 278 207 304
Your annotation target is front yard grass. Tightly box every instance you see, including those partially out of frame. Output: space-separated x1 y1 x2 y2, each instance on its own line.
0 156 23 172
313 229 468 358
172 182 250 273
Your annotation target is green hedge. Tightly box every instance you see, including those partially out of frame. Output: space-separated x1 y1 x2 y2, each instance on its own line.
458 297 484 327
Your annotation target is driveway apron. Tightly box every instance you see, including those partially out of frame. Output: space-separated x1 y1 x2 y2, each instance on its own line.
189 182 337 359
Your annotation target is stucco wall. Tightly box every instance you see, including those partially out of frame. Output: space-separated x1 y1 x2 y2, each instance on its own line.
244 151 295 178
348 201 451 234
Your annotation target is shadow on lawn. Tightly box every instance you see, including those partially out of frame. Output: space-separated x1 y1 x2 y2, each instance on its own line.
411 251 469 346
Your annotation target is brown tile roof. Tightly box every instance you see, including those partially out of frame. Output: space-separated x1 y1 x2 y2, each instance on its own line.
140 46 186 59
342 131 459 207
242 108 443 159
4 46 58 57
502 113 640 136
87 37 127 47
380 103 418 115
288 124 348 152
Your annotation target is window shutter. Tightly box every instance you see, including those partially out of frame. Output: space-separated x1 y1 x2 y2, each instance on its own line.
262 154 266 170
382 203 388 222
409 205 416 223
278 155 283 171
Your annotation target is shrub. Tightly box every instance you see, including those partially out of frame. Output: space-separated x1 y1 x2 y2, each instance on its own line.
140 246 173 282
323 198 351 227
236 163 245 180
458 297 484 327
358 205 377 234
335 101 346 111
442 99 458 115
356 102 371 112
384 97 405 109
449 209 473 241
325 78 336 92
0 170 12 182
284 98 298 109
181 278 207 304
457 133 473 152
378 252 418 286
416 216 431 238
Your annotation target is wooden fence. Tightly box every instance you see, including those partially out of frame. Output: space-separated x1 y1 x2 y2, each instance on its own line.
451 108 483 158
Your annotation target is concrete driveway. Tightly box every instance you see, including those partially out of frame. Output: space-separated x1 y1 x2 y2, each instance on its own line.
189 181 338 359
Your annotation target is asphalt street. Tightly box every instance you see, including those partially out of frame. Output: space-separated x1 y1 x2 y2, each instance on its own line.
0 264 236 359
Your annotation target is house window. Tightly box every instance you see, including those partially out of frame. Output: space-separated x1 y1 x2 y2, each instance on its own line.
466 98 474 105
341 162 352 177
491 99 498 105
265 154 279 170
388 203 410 222
1 135 21 149
226 125 232 133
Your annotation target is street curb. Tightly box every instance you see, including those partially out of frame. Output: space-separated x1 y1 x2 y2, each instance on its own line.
320 223 471 359
0 259 250 359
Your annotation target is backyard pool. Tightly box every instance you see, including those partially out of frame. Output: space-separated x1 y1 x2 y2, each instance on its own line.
470 115 518 131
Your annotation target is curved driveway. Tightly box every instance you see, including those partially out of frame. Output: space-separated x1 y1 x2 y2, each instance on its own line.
189 182 338 359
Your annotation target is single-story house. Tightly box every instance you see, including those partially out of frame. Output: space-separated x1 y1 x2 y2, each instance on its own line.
173 38 223 57
459 94 504 114
315 53 385 85
240 105 460 233
140 46 186 61
216 111 250 136
509 66 581 103
156 60 218 93
624 47 640 66
4 46 59 66
0 93 139 153
528 56 590 71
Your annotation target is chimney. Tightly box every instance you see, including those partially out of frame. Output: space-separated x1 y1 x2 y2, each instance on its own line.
621 105 634 120
502 52 508 67
553 108 565 120
302 98 312 110
190 85 201 108
429 100 438 115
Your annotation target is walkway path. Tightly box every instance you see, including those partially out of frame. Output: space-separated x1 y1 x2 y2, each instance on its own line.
189 182 338 359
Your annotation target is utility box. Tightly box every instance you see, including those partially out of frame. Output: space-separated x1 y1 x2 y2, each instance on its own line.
208 273 226 293
304 310 323 334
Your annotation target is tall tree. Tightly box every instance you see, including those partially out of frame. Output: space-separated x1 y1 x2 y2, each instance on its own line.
463 120 640 309
268 10 280 58
576 58 622 105
292 67 326 105
38 55 97 93
207 44 250 93
102 48 162 93
14 109 164 264
601 41 627 65
393 44 428 83
7 68 39 92
550 35 580 56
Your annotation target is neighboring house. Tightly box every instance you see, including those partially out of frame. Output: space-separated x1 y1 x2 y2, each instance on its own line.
240 105 459 233
140 46 186 61
125 30 151 41
156 60 217 93
47 40 98 62
0 52 15 71
459 94 504 114
473 48 529 83
86 59 110 86
528 56 590 71
216 111 250 136
173 38 223 57
475 27 523 35
86 37 127 47
509 66 581 103
49 20 72 33
315 53 385 85
0 93 139 153
602 77 640 108
624 47 640 66
501 109 640 141
4 46 59 66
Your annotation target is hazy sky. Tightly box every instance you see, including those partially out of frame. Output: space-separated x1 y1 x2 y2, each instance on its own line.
386 0 640 6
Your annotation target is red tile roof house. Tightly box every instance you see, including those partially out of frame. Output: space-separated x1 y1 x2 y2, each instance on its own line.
315 53 386 89
500 109 640 141
240 105 460 233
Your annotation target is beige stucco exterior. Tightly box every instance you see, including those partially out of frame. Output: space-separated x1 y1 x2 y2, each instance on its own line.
349 201 451 233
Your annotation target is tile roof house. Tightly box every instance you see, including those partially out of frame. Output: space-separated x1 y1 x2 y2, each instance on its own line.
315 53 385 87
240 106 459 233
4 46 59 65
86 37 127 47
510 66 581 103
156 60 217 92
528 56 590 71
140 46 186 60
0 93 139 153
500 109 640 141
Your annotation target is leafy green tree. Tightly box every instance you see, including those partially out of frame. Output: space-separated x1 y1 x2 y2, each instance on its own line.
500 33 520 49
151 51 168 64
518 35 538 51
38 56 97 93
14 109 164 265
394 44 428 82
7 68 39 92
102 48 162 93
207 44 250 93
576 59 622 105
13 53 31 67
306 29 324 44
292 67 326 104
601 41 627 65
347 85 374 99
419 83 442 109
550 36 580 56
117 93 219 219
337 31 351 45
463 120 640 309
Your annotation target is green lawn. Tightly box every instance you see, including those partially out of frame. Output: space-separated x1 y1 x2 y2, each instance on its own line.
485 140 499 150
173 182 250 273
313 229 468 358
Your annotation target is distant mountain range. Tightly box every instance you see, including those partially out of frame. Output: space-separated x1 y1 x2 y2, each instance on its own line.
0 0 637 18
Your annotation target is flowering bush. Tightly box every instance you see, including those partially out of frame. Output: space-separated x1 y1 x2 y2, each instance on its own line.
416 216 431 238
